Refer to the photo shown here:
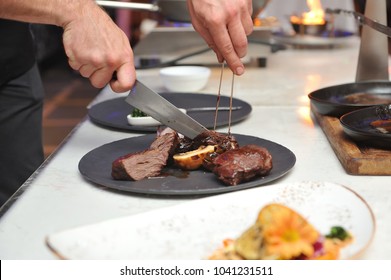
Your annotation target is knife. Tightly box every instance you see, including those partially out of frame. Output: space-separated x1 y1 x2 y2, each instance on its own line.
125 80 208 139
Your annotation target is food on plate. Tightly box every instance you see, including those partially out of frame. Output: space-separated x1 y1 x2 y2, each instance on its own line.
370 119 391 134
111 130 273 186
210 145 273 186
127 108 187 127
127 108 161 126
208 203 353 260
131 108 149 117
343 93 391 105
192 130 239 153
173 145 216 170
111 132 179 180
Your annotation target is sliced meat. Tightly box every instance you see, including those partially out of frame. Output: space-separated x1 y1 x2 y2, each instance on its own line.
111 149 168 180
193 130 239 152
111 132 179 181
175 136 194 154
150 131 179 155
212 144 273 186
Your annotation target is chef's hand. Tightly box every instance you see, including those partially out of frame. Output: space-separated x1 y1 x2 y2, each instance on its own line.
187 0 253 75
61 2 135 93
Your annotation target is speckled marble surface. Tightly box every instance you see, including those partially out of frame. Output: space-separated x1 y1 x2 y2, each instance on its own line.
1 36 390 259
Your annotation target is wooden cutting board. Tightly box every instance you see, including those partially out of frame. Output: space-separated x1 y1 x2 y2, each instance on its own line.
311 108 391 175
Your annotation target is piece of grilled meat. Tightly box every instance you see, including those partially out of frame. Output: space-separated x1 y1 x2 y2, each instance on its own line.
210 144 273 186
111 132 179 181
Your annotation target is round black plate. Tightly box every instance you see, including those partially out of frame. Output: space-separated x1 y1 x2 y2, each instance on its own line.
78 134 296 196
88 93 252 132
309 81 391 117
340 106 391 149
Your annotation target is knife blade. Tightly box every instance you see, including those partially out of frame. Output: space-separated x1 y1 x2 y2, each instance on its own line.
125 80 208 139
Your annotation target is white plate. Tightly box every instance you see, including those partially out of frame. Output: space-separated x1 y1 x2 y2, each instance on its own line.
46 181 375 260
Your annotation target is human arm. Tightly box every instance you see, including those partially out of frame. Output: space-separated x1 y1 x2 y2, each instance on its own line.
0 0 135 92
187 0 253 75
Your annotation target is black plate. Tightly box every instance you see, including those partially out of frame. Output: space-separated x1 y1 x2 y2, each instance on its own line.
78 134 296 196
88 93 252 132
340 106 391 149
308 81 391 117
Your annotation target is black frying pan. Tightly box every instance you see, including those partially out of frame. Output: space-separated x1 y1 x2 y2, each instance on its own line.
308 81 391 117
309 1 391 118
96 0 269 22
340 105 391 149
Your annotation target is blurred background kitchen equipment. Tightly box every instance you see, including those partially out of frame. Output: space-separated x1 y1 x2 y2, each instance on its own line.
326 8 391 38
96 0 270 22
309 0 390 117
159 66 211 92
96 0 273 68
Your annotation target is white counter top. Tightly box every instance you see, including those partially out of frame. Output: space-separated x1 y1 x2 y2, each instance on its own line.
1 36 390 259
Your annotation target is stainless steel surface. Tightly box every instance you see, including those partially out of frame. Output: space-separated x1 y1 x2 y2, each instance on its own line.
125 80 208 138
326 1 389 81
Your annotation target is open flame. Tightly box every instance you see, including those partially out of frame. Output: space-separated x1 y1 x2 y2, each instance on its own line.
291 0 326 25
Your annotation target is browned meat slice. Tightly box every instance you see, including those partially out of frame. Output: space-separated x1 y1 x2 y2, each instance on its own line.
175 136 194 154
150 131 179 155
193 131 239 152
111 149 168 180
212 144 273 186
202 151 220 171
111 132 179 181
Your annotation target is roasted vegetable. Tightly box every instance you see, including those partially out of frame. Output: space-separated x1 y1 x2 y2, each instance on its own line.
173 145 215 170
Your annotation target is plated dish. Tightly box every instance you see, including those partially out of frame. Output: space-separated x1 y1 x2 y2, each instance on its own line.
209 203 354 260
340 106 391 149
309 81 391 117
88 93 252 132
78 134 296 196
46 181 375 260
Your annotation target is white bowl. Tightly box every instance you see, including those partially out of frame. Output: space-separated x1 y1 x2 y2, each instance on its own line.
159 66 211 92
127 108 187 126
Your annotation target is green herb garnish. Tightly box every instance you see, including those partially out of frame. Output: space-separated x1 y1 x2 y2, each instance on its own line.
326 226 350 241
131 108 149 117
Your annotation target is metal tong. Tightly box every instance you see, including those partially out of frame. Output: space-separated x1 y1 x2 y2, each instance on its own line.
325 8 391 37
213 63 235 135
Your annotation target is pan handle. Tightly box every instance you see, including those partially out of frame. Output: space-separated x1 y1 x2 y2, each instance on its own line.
96 0 159 12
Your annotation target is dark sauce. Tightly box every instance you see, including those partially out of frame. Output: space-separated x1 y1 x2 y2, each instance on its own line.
160 167 190 179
